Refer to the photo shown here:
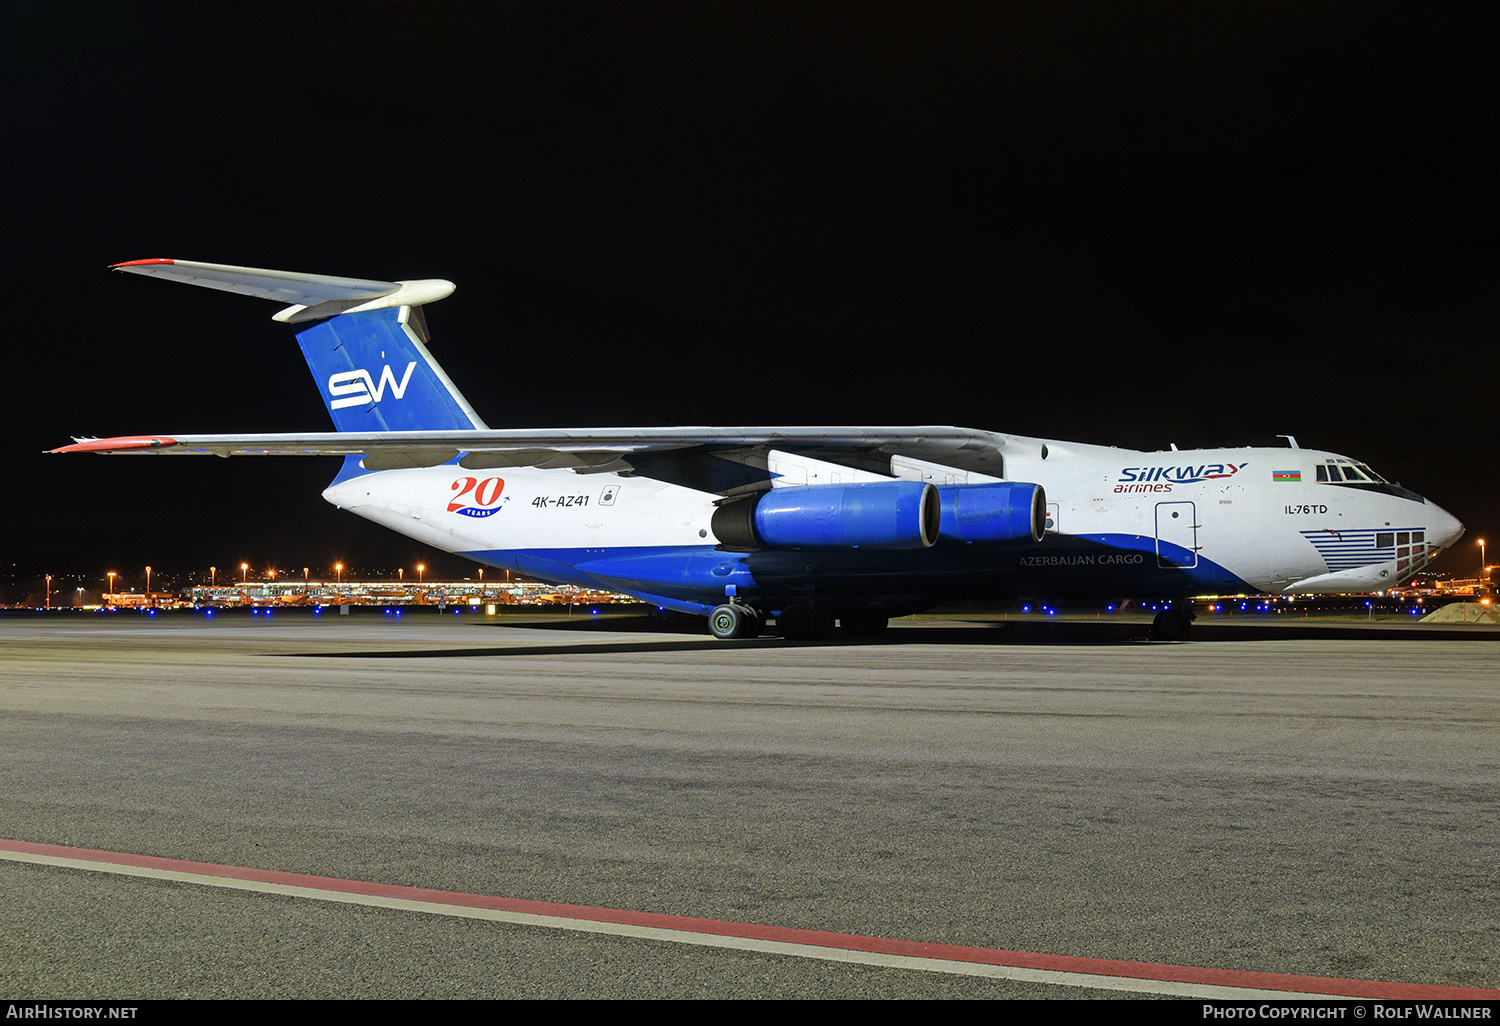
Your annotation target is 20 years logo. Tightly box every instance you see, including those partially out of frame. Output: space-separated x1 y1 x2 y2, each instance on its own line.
448 476 508 518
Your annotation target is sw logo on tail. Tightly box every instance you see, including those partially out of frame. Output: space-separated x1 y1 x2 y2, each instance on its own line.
328 362 418 410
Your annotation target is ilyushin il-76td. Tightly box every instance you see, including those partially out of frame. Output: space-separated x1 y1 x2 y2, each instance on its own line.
54 259 1465 640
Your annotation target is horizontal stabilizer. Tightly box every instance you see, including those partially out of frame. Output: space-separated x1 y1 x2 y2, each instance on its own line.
111 259 454 323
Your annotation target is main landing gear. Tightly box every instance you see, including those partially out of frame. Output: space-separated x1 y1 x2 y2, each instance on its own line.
1151 606 1195 641
708 602 766 640
707 602 891 641
775 603 835 641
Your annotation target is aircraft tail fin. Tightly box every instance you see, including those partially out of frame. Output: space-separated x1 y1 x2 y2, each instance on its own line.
296 306 487 432
111 258 485 433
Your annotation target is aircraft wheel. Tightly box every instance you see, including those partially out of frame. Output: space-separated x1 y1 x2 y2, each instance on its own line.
840 613 889 639
1151 609 1191 641
709 603 756 640
777 604 821 641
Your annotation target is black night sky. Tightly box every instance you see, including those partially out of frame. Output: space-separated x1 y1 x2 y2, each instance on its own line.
4 2 1496 594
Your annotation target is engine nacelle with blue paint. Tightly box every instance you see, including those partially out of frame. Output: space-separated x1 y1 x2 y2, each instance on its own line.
936 482 1046 545
712 481 939 552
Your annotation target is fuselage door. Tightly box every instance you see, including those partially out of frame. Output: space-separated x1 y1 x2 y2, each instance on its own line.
1155 501 1199 568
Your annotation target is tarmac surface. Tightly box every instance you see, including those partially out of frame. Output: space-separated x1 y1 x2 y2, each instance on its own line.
1 612 1497 999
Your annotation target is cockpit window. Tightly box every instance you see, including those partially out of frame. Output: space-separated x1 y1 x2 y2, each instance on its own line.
1317 459 1390 485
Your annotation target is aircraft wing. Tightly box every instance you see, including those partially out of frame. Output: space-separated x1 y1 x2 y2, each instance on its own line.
84 261 1011 482
50 426 1009 478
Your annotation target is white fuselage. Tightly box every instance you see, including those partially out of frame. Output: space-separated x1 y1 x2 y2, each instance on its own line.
322 436 1463 604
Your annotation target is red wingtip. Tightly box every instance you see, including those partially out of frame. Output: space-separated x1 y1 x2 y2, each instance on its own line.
50 436 179 453
110 258 176 268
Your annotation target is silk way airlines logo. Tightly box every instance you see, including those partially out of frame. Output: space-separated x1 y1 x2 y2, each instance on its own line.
1118 462 1247 484
327 362 417 410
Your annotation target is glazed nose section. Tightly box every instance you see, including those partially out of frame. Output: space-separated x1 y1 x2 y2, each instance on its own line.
1428 501 1464 552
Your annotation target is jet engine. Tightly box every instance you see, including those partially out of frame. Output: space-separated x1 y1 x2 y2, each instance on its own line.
712 482 940 551
935 482 1046 545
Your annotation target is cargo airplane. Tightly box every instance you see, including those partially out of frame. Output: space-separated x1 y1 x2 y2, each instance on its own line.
53 259 1465 640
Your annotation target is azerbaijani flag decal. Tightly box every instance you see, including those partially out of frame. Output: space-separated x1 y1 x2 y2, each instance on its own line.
1273 470 1301 482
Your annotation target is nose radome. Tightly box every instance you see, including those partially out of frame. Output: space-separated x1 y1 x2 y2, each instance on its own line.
1428 502 1464 551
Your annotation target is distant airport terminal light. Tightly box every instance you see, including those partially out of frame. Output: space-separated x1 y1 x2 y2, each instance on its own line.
182 578 636 609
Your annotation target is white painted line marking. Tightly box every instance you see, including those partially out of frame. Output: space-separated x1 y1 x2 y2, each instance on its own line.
5 840 1494 1000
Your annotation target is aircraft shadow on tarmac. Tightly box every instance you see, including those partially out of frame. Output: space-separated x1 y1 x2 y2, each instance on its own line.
280 616 1500 660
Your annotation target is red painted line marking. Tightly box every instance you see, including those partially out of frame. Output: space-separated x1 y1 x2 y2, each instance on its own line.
48 435 178 454
5 838 1496 999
